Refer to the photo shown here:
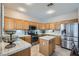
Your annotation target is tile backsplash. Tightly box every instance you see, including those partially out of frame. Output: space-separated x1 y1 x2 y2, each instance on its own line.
15 30 27 35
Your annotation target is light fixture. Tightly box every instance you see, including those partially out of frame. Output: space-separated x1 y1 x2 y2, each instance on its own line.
25 3 32 5
18 7 26 12
46 10 55 14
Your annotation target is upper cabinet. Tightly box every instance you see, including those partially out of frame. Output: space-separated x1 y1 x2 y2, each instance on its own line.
45 23 50 30
4 17 15 30
4 17 78 31
15 19 22 30
15 20 30 30
40 23 45 30
37 23 41 29
21 20 30 30
4 17 30 30
60 19 78 24
54 22 61 30
49 23 56 29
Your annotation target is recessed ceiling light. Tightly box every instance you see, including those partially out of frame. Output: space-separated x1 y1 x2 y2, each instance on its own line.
25 3 32 5
18 7 26 12
46 10 55 14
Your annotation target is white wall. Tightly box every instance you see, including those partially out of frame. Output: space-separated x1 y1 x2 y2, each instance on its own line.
78 8 79 21
46 10 78 23
0 8 1 43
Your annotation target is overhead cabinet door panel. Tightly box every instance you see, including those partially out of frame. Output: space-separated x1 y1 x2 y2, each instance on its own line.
4 17 15 30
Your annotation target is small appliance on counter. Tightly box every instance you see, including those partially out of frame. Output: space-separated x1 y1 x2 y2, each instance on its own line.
2 30 17 49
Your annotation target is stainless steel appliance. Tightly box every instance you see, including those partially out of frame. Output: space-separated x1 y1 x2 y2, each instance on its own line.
28 26 38 44
61 23 79 50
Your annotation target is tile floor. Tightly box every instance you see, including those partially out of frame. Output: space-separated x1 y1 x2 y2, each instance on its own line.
31 44 71 56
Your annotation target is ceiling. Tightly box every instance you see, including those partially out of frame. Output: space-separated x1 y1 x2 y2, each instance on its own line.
4 3 79 22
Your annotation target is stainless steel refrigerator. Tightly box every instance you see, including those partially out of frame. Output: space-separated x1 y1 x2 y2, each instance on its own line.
61 23 79 50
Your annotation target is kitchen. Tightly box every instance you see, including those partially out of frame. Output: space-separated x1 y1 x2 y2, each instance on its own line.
0 3 79 56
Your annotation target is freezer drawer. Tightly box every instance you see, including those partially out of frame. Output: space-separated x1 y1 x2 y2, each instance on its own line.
67 41 72 49
73 38 78 42
61 40 67 48
74 42 78 48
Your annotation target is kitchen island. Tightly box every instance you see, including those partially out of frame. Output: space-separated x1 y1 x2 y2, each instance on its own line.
38 33 61 46
19 35 32 43
0 39 31 56
39 36 55 56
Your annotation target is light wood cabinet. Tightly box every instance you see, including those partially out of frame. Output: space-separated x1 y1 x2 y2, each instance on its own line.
30 22 36 26
36 23 39 29
41 23 45 30
49 23 56 29
4 17 15 30
45 23 50 29
11 48 31 56
54 22 61 30
20 36 32 43
61 19 78 24
15 19 22 30
55 36 61 45
38 23 42 29
4 17 78 30
4 17 30 30
39 37 55 56
25 21 29 29
22 20 28 30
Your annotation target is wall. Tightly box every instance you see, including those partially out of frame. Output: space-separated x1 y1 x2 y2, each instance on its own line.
0 3 2 54
15 30 25 35
78 8 79 22
0 4 2 40
47 10 78 23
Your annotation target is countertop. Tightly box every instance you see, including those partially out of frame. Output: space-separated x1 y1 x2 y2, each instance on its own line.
37 32 61 36
18 35 31 37
2 34 31 37
0 39 31 56
45 32 61 36
39 36 55 40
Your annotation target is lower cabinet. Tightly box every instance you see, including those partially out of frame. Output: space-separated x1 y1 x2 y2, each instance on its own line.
11 48 31 56
20 36 32 43
55 36 61 45
39 38 55 56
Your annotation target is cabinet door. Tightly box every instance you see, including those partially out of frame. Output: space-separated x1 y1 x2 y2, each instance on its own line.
25 21 29 30
20 20 23 30
39 39 49 56
42 24 45 30
45 24 50 29
35 23 38 29
30 22 35 26
15 19 23 30
49 39 55 55
4 17 15 30
22 21 26 30
55 22 61 30
37 23 41 29
55 36 61 45
15 19 20 30
50 23 56 29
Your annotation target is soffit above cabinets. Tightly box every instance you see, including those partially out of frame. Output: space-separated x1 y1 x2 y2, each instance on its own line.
4 3 79 23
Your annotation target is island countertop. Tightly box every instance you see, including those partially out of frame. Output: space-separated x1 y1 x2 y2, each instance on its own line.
18 35 31 37
0 39 31 56
39 36 55 40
